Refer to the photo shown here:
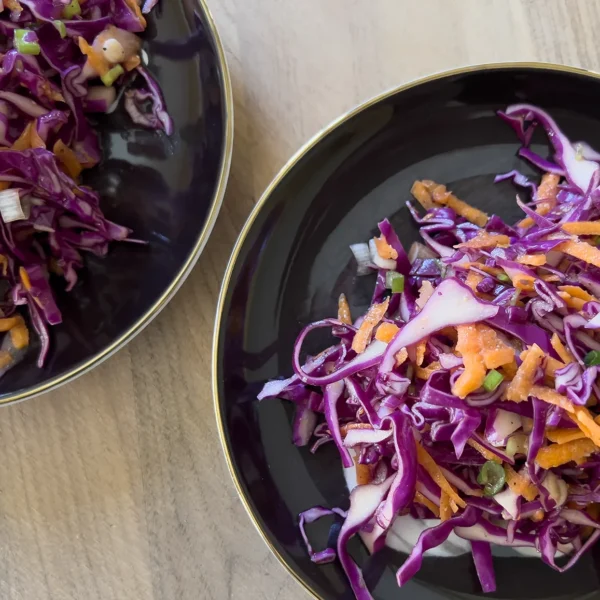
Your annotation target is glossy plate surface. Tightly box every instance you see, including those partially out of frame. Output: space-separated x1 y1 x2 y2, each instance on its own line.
215 64 600 600
0 0 232 404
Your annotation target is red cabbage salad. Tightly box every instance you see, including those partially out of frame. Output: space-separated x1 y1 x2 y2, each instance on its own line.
258 104 600 597
0 0 170 377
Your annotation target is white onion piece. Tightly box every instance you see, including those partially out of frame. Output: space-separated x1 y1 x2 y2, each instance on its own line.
349 242 375 275
0 189 25 223
368 238 397 270
487 410 522 446
343 428 392 447
494 487 520 520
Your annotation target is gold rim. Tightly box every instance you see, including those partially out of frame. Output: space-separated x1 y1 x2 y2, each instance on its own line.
0 0 234 407
213 61 600 600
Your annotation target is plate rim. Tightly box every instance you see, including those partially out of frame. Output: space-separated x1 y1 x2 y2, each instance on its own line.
0 0 234 407
212 61 600 600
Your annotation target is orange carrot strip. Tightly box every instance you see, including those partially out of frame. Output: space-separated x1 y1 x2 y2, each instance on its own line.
517 254 547 266
415 339 427 367
0 351 11 370
414 491 440 518
78 37 110 77
467 438 501 463
562 222 600 236
124 0 147 28
545 356 566 378
53 140 83 179
351 298 389 354
478 324 515 369
395 347 408 367
373 235 398 260
558 239 600 269
416 361 441 380
519 174 559 228
452 324 486 398
439 490 452 522
337 293 352 325
5 0 22 12
375 322 399 343
551 333 575 364
504 465 538 501
506 344 545 402
9 316 28 350
510 273 536 292
416 443 466 508
571 406 600 447
465 270 483 293
499 360 518 381
11 122 34 151
429 184 488 227
123 55 141 71
411 181 436 210
530 385 575 413
536 438 598 469
19 266 31 292
546 428 586 444
456 232 510 249
557 291 586 311
559 285 597 302
0 317 21 332
541 274 561 282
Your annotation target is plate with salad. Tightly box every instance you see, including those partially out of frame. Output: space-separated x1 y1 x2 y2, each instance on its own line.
0 0 232 402
215 64 600 599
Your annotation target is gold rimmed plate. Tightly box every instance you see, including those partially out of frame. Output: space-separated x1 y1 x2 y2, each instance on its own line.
0 0 233 405
214 63 600 599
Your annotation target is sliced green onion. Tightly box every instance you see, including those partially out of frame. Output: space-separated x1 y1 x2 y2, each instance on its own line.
497 273 510 282
14 30 41 56
52 20 67 39
101 64 124 87
584 350 600 367
62 0 81 18
385 271 405 294
477 461 506 497
483 369 504 392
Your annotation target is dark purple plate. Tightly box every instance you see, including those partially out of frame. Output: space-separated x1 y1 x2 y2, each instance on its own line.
0 0 232 404
214 64 600 600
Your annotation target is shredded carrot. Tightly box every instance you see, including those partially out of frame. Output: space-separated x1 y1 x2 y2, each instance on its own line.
506 344 545 402
123 55 141 72
530 385 575 413
415 361 441 380
19 267 31 292
0 351 11 370
466 438 501 463
557 291 586 311
411 180 436 210
415 339 427 367
541 274 561 282
536 438 598 469
439 490 452 522
4 0 22 12
456 232 510 249
351 298 389 354
427 183 488 227
0 317 21 332
545 356 566 377
558 239 600 269
531 509 545 522
510 273 536 292
414 491 440 517
375 322 399 343
504 465 538 501
517 254 547 266
465 270 484 293
558 285 597 302
562 222 600 236
499 360 518 381
9 316 28 350
518 174 559 228
416 443 466 508
416 280 435 310
571 406 600 447
551 333 575 364
395 347 408 367
546 428 586 444
53 140 83 180
355 462 372 486
11 121 34 151
452 324 486 398
337 293 352 325
78 37 110 77
478 325 515 369
373 235 398 260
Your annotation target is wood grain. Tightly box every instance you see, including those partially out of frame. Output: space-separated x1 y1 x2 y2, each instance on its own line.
1 1 599 598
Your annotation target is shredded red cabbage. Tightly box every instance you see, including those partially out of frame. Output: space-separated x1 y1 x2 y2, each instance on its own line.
0 1 170 373
258 105 600 597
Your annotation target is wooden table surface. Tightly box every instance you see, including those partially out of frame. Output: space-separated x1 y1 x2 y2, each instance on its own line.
2 1 600 598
